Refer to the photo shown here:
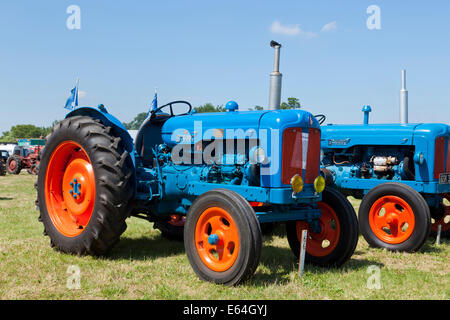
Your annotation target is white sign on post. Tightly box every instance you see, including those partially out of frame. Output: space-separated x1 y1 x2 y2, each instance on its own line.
298 229 308 277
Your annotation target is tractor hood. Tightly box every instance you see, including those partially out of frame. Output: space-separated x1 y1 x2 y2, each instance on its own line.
321 123 450 150
321 123 419 149
161 109 319 147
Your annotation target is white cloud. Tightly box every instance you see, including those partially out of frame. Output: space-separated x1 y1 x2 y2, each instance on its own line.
271 21 300 36
78 90 87 99
270 21 317 39
321 21 337 32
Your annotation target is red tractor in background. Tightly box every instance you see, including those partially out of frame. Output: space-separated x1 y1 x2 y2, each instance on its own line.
6 145 43 175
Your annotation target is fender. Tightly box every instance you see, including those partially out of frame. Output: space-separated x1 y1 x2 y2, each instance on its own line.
65 106 137 168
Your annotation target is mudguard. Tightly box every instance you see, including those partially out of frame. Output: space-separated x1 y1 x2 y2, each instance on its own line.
65 106 136 167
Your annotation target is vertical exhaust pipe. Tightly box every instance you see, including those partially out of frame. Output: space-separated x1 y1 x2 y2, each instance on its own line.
400 69 408 124
269 40 282 110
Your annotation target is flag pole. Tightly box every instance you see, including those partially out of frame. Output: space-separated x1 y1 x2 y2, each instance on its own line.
74 78 80 108
153 87 158 111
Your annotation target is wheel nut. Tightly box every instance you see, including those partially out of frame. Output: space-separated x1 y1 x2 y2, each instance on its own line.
208 234 219 245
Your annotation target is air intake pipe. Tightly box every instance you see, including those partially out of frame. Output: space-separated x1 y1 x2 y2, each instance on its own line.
400 69 408 124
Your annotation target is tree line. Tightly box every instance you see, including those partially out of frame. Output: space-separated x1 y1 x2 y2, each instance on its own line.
0 124 54 143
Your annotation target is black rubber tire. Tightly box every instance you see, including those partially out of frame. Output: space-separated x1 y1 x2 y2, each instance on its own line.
154 220 184 241
6 155 21 174
359 183 431 252
286 187 359 267
184 189 262 286
36 116 135 255
0 161 5 176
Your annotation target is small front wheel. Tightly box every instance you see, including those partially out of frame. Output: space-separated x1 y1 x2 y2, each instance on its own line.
286 187 359 267
184 189 262 286
359 183 430 252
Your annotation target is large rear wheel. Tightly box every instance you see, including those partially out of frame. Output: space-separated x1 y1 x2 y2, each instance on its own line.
286 187 359 267
36 116 135 255
184 189 262 286
359 183 430 252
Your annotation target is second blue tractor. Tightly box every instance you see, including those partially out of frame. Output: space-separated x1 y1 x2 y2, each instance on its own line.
320 107 450 252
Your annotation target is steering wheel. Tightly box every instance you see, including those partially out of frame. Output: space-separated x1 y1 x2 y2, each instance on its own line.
150 101 192 119
314 114 326 125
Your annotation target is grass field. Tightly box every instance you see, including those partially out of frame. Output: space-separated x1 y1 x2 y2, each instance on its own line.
0 172 448 300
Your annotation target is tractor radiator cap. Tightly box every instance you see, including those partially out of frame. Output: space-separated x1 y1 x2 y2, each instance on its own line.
225 101 239 112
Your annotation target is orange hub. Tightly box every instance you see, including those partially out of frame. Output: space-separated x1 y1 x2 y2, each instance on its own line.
369 196 415 244
295 202 341 257
45 141 95 237
195 207 239 272
432 194 450 233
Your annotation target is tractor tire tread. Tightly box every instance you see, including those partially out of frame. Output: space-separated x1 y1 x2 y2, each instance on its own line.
36 116 135 256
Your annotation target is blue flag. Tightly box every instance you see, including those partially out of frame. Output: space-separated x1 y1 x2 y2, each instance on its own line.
64 85 79 110
151 92 158 111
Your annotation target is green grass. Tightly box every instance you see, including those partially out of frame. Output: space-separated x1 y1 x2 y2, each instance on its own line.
0 173 448 300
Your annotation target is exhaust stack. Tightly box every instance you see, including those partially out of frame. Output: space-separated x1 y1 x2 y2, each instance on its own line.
400 69 408 124
268 40 282 110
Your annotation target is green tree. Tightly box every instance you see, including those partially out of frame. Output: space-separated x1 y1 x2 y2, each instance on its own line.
194 103 225 113
11 125 44 138
0 124 49 141
0 120 59 142
280 97 301 109
0 131 14 142
123 112 148 130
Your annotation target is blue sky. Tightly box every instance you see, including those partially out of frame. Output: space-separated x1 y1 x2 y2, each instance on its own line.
0 0 449 133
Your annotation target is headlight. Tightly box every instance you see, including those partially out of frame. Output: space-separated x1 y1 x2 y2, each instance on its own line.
291 174 304 193
249 146 267 164
314 176 326 193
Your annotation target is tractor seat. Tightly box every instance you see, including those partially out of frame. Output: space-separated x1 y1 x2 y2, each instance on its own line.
135 113 171 166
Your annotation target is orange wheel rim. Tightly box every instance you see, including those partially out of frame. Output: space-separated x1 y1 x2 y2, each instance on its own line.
44 141 95 237
369 196 415 244
432 194 450 233
295 202 341 257
195 207 240 272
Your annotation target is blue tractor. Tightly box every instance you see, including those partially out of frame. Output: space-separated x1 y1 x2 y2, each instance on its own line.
320 106 450 252
36 101 360 285
35 42 360 285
